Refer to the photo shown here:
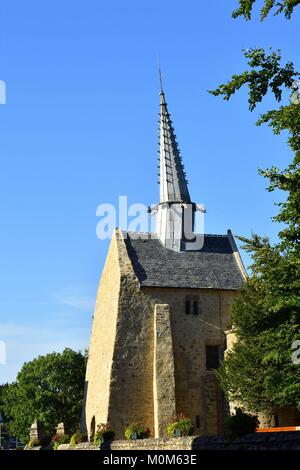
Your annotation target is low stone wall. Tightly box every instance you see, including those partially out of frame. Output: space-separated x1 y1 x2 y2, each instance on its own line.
192 432 300 450
110 437 194 450
58 438 193 451
59 442 96 451
58 432 300 451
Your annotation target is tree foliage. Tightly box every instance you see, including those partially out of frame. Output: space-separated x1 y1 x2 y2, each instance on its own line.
209 34 300 414
233 0 300 20
219 237 300 413
210 48 300 251
0 384 11 441
1 348 86 442
210 48 299 110
0 383 9 421
224 408 259 440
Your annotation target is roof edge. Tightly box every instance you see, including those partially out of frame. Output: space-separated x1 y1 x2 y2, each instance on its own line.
122 230 232 239
227 229 247 280
140 285 242 292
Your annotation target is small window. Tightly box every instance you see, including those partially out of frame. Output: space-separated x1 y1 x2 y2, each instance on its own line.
185 297 200 315
206 345 219 370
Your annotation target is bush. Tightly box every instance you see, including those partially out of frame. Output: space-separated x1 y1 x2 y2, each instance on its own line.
166 414 194 437
224 408 259 441
124 423 151 440
27 438 40 449
70 431 87 448
93 423 115 447
51 433 70 450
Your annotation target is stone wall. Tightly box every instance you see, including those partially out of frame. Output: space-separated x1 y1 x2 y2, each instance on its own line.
153 304 176 437
144 286 238 436
59 433 300 451
83 229 240 439
83 233 121 436
105 230 157 438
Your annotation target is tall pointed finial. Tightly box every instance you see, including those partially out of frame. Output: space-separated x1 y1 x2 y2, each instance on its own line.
158 59 164 93
156 78 197 251
157 71 190 206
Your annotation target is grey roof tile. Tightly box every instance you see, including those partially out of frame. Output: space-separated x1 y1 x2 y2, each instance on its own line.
123 232 244 290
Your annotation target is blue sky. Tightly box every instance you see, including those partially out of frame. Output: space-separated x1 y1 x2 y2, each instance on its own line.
0 0 298 383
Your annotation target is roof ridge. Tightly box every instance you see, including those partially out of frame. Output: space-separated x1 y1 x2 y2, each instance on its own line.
124 230 229 238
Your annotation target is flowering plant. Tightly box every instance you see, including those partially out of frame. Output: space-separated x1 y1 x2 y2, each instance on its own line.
27 438 40 449
70 431 87 447
51 433 70 450
124 423 151 440
166 414 194 437
93 423 115 446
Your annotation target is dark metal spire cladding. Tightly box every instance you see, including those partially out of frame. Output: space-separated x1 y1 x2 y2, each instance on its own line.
158 90 191 204
155 80 198 252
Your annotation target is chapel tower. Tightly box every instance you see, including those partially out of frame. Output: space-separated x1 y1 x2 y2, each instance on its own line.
82 85 246 439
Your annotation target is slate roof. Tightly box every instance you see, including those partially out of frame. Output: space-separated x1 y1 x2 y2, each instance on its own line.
123 231 245 290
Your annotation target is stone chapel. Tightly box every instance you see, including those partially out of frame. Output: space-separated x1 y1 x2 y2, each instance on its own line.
82 84 247 439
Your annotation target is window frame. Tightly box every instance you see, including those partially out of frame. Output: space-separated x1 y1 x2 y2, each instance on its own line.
185 296 201 315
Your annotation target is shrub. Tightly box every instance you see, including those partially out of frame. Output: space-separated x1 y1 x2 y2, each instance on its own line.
93 423 115 447
70 431 87 448
124 423 151 440
27 436 50 449
27 438 40 449
51 433 70 450
224 408 259 441
166 414 194 437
